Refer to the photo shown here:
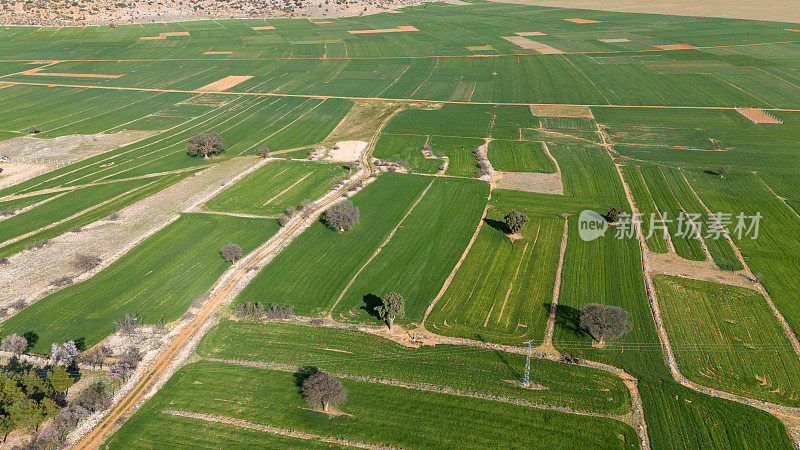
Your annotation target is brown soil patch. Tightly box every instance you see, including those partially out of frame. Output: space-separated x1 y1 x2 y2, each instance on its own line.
647 251 755 289
203 51 233 55
0 131 156 162
251 26 276 30
598 38 630 43
515 31 546 36
349 25 419 34
493 171 562 194
196 75 253 92
19 66 123 78
314 21 333 24
0 162 56 189
140 31 190 40
784 29 800 32
737 108 783 124
564 18 602 23
655 43 699 50
501 36 564 53
531 104 593 118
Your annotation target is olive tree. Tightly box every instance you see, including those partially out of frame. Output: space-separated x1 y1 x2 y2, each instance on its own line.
504 209 529 234
376 292 405 330
579 303 632 346
301 370 347 412
717 165 731 179
220 243 242 263
186 131 226 158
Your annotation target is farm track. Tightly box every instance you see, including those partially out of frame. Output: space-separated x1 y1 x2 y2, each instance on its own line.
539 217 568 352
73 105 386 450
6 80 800 112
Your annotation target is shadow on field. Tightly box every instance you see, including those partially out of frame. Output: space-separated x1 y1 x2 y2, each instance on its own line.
484 218 510 234
545 303 585 337
476 334 522 381
360 294 382 321
293 366 320 391
22 331 38 352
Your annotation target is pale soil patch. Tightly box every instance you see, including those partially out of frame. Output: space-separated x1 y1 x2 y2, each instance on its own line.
0 161 55 189
466 45 495 51
139 31 190 40
443 0 470 4
737 108 783 124
203 51 233 55
531 104 593 118
599 38 630 43
0 156 262 312
494 172 563 194
655 43 699 50
19 66 124 78
501 36 564 54
516 31 546 36
251 26 276 30
564 18 601 23
324 140 368 163
0 130 156 162
647 252 755 289
197 75 253 92
348 25 419 34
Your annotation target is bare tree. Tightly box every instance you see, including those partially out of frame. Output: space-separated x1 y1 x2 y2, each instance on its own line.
717 165 731 179
579 303 632 346
0 334 27 355
257 146 270 158
377 292 405 330
113 313 139 335
186 131 227 158
277 213 291 227
301 370 347 412
504 209 529 234
50 341 79 366
322 200 360 232
73 254 101 272
220 243 242 263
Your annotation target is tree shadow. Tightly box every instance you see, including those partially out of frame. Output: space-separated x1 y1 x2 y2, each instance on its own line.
544 303 586 337
360 294 382 321
22 331 38 352
293 366 320 391
704 169 720 177
74 337 86 352
484 218 510 234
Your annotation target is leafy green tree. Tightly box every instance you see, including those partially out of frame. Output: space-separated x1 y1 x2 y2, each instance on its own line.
377 292 405 330
186 131 226 158
504 209 529 234
579 303 633 346
301 370 347 412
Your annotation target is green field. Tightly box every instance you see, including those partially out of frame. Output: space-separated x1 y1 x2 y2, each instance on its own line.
487 140 557 173
655 275 800 406
1 213 279 353
203 160 348 216
108 361 639 449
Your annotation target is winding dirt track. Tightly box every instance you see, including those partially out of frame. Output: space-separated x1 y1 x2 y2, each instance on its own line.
73 125 380 450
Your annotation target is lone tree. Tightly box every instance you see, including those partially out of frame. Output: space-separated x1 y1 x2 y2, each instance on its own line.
579 303 632 347
27 126 39 134
257 146 270 158
376 292 405 330
0 334 27 355
717 165 731 179
186 131 226 158
302 370 347 412
504 209 529 234
322 200 360 232
220 243 242 263
605 207 624 223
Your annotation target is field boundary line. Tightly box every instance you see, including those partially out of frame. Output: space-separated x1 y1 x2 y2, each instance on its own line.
539 217 568 351
162 410 390 449
262 172 312 206
638 168 677 253
495 229 535 324
756 174 800 221
238 98 324 155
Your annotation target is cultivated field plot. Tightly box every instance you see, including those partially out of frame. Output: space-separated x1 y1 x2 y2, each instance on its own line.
426 213 563 345
108 361 639 449
202 159 348 216
199 320 632 414
1 213 279 353
655 275 800 406
487 140 557 173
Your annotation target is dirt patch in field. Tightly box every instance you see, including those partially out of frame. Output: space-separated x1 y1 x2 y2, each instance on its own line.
251 26 276 30
501 36 564 53
19 67 124 78
737 108 783 124
564 18 601 23
531 104 593 118
0 131 156 162
0 162 56 189
516 31 546 36
655 43 699 50
598 38 630 43
0 156 262 312
203 51 233 55
646 252 757 291
494 171 563 194
325 141 368 163
348 25 419 34
139 31 190 40
196 76 253 92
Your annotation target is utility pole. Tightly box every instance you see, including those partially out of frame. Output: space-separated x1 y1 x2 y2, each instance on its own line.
523 340 531 387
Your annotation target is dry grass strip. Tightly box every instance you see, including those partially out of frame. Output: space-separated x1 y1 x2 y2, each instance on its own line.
196 75 253 92
140 31 190 40
19 67 123 78
598 38 630 43
501 36 563 54
251 26 276 30
655 43 699 50
349 25 419 34
203 51 233 55
564 18 601 24
515 31 546 36
737 108 783 124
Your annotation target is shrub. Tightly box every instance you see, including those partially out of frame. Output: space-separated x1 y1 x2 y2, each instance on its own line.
236 301 265 318
278 213 291 227
26 239 50 251
285 205 296 217
322 199 360 232
70 226 83 233
73 254 101 272
220 242 242 263
0 209 14 217
50 276 74 287
113 313 139 335
27 126 39 134
257 146 270 158
263 303 294 320
106 211 120 221
0 258 8 265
